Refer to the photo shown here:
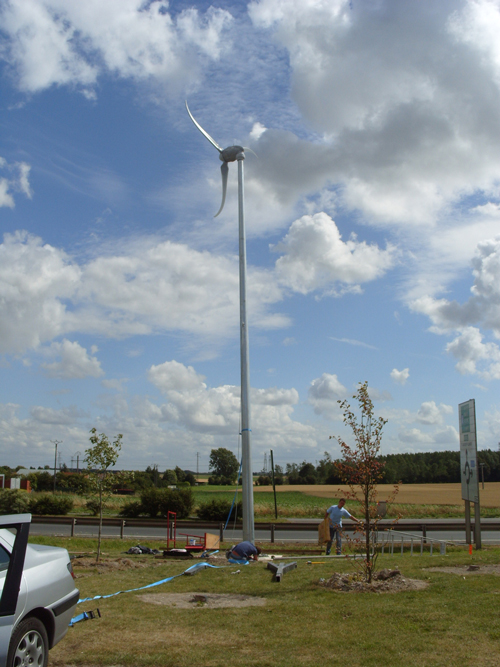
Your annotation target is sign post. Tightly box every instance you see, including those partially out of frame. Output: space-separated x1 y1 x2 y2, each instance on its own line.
458 399 481 549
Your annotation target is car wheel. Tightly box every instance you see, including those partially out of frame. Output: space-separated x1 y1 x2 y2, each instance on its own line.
7 617 49 667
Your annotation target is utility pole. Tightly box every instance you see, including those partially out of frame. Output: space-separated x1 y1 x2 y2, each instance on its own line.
75 451 81 474
51 440 62 493
196 452 199 477
479 462 485 490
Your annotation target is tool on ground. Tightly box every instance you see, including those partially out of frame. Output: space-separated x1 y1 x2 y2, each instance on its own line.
69 609 101 626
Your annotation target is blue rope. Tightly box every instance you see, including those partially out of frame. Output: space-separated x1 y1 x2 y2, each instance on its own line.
70 562 221 625
224 458 243 531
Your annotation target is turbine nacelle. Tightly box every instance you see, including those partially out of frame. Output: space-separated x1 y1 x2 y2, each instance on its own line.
220 146 244 162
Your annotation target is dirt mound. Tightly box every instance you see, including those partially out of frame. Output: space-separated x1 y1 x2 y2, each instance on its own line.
138 592 267 609
320 568 428 593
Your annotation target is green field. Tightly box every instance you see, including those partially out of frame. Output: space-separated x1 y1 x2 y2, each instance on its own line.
48 485 500 520
191 488 500 519
39 535 500 667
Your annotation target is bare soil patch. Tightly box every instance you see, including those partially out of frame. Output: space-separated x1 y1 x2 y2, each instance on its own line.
320 568 428 593
72 556 162 575
427 564 500 576
138 592 267 609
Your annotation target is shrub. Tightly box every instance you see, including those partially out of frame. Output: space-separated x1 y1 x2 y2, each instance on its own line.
139 488 162 518
0 489 30 514
119 500 144 518
56 472 90 494
163 469 177 485
197 498 242 522
208 475 235 486
185 472 197 486
125 487 194 519
30 494 74 515
34 471 55 492
158 488 193 519
85 499 106 516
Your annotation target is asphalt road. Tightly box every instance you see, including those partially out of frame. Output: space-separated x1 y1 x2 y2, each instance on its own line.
29 522 500 545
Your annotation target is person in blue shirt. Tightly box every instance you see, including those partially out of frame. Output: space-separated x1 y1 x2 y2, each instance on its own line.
226 541 261 563
325 498 361 555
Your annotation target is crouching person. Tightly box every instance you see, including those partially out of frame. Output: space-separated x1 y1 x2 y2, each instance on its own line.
226 541 262 564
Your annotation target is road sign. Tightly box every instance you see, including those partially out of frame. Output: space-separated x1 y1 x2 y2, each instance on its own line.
459 399 479 504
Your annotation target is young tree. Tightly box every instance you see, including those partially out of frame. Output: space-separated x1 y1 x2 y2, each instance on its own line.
84 428 123 562
330 381 399 583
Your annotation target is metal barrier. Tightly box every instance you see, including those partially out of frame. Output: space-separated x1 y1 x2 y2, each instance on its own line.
378 529 451 556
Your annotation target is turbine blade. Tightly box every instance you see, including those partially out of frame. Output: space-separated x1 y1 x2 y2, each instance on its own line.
214 161 228 218
243 147 258 158
185 100 222 153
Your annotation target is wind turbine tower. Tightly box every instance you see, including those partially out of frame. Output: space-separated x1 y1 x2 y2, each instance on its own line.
186 102 255 542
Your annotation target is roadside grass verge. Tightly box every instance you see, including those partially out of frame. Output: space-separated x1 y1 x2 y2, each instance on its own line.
46 539 500 667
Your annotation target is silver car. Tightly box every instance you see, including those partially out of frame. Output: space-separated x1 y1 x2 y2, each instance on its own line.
0 514 79 667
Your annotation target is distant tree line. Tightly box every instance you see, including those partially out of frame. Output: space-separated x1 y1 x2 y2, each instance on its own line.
2 448 499 491
0 464 197 494
255 449 500 485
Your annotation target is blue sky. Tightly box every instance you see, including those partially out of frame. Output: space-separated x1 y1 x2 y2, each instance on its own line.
1 0 499 472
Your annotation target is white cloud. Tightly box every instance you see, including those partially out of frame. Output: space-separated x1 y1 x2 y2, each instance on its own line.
0 0 233 95
250 122 267 140
398 425 458 449
332 337 377 350
41 339 104 379
411 237 500 335
416 401 453 426
483 408 500 447
247 0 500 230
30 404 87 425
307 373 347 418
391 368 409 385
0 232 81 353
0 180 14 208
409 236 500 380
446 327 500 379
366 387 393 403
101 378 127 392
0 158 32 207
272 212 395 295
0 222 396 361
0 232 288 356
147 359 316 453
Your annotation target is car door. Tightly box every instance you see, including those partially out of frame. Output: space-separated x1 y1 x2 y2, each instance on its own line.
0 514 31 667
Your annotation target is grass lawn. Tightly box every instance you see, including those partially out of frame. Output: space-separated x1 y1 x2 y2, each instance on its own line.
38 536 500 667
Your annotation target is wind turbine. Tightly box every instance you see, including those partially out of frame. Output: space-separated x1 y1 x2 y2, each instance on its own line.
185 101 255 542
